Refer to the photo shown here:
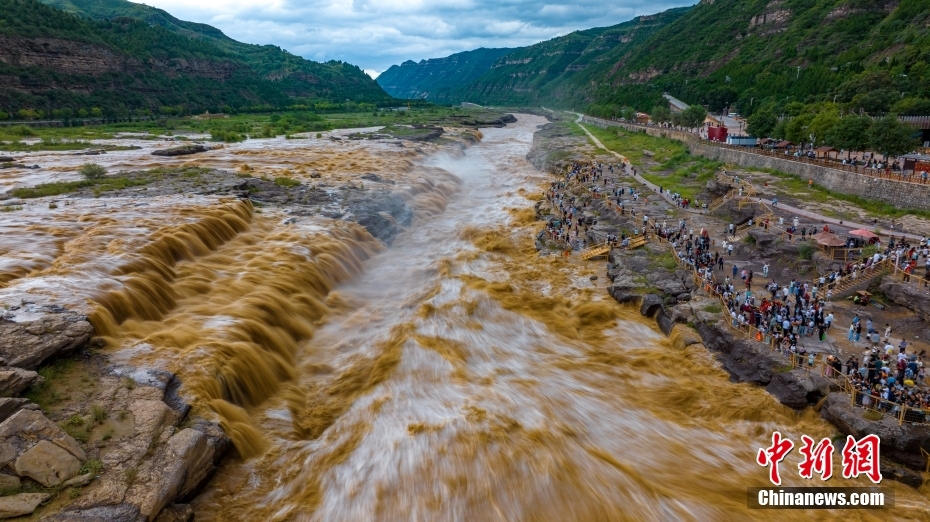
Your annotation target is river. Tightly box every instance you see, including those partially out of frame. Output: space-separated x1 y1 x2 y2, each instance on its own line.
175 115 925 520
4 115 928 520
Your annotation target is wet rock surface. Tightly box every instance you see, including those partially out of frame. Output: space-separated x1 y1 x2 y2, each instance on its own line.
0 368 42 397
0 306 93 370
0 492 50 519
821 392 930 471
880 275 930 322
0 398 38 424
150 144 211 157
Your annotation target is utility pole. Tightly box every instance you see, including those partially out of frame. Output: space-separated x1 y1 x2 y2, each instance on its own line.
796 66 801 79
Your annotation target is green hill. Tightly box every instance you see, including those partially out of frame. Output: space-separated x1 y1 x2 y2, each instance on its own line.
440 7 691 107
0 0 391 119
588 0 930 117
377 47 514 100
389 0 929 119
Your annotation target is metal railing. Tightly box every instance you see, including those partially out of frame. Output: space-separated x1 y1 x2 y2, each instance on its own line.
585 116 930 186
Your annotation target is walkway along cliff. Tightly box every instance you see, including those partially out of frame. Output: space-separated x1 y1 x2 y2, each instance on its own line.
581 116 930 212
532 120 930 487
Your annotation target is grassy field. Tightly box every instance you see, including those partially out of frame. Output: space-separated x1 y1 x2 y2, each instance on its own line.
0 106 511 149
581 123 721 203
747 167 930 220
579 122 930 221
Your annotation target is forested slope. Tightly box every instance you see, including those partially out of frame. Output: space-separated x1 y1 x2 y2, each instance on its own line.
377 48 514 100
385 0 929 120
0 0 391 118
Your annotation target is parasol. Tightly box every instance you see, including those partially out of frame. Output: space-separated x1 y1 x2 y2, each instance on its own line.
849 229 879 239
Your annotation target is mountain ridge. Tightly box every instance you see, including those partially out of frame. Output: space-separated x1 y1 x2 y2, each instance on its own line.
377 47 514 100
380 0 930 120
0 0 392 118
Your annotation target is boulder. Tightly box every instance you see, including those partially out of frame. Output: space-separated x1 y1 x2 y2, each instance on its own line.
764 369 833 410
123 429 212 519
0 409 86 467
150 145 208 157
639 294 664 318
0 368 43 397
0 309 93 370
880 276 930 323
880 461 923 489
0 398 39 423
0 473 20 491
695 322 785 385
821 392 930 470
655 311 674 336
14 439 82 487
0 492 50 519
62 472 93 487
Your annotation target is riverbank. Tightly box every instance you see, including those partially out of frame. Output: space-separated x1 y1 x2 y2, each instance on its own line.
528 120 930 486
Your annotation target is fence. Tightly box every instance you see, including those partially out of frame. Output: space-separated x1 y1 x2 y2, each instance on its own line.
890 264 930 291
585 116 930 187
561 160 930 425
643 215 930 426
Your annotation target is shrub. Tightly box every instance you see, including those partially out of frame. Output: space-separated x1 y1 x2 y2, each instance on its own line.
8 125 36 137
91 404 107 424
79 163 107 180
798 243 815 260
80 459 103 476
274 176 300 187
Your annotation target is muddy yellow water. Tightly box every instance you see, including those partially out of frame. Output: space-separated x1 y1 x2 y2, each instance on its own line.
3 116 928 520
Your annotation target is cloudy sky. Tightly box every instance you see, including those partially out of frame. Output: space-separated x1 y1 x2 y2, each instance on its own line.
137 0 694 77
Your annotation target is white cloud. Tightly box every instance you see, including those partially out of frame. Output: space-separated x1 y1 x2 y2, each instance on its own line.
134 0 694 71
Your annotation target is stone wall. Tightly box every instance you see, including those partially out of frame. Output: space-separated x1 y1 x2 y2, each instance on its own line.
581 116 930 211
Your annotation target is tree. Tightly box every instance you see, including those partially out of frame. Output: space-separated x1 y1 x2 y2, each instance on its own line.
891 97 930 116
679 105 706 129
784 113 814 147
746 107 777 137
79 163 107 180
824 114 872 157
809 107 840 146
771 119 788 140
650 105 671 124
620 106 637 121
867 115 919 159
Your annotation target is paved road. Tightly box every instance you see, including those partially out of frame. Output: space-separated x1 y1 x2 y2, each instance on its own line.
574 116 922 242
